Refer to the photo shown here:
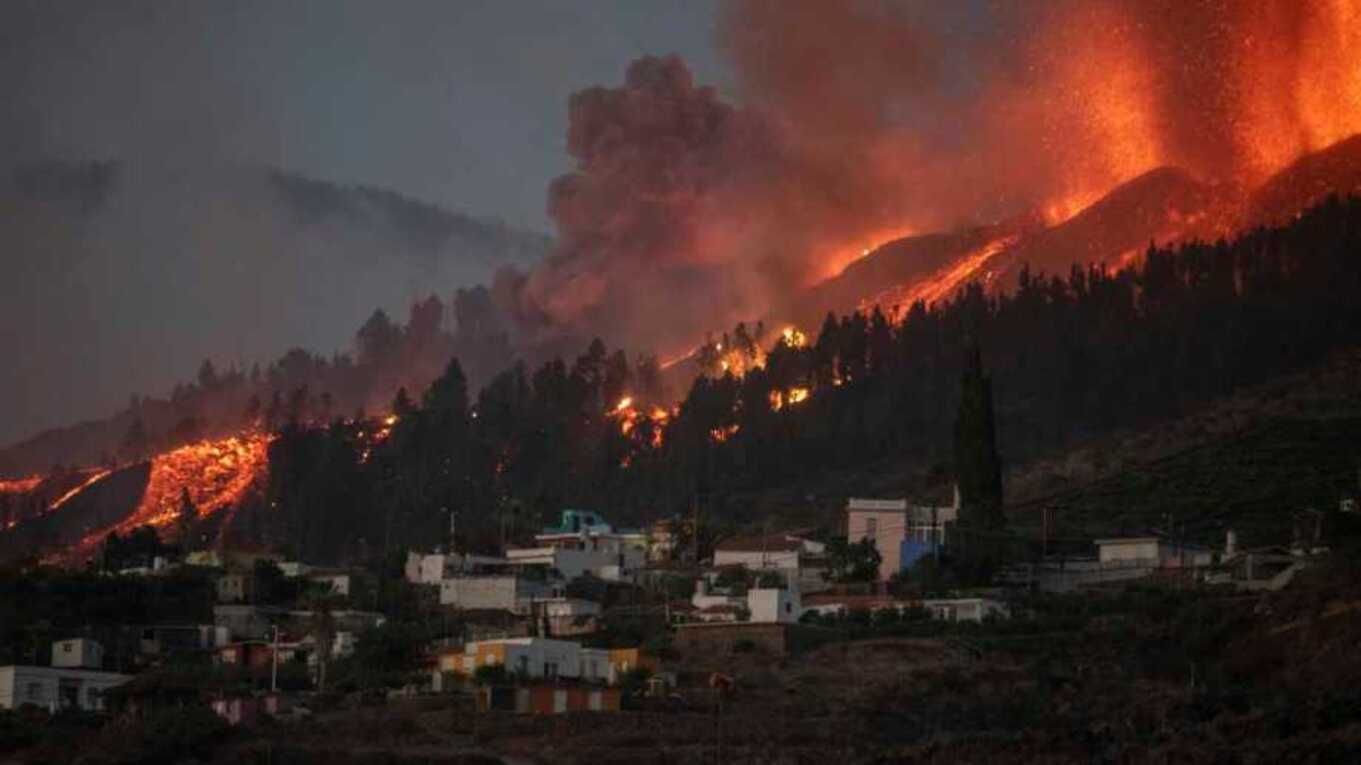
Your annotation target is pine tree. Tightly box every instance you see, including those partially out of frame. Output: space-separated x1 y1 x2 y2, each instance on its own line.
176 487 199 547
953 341 1004 530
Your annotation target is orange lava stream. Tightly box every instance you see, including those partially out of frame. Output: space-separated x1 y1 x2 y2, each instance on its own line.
46 469 113 513
0 476 43 495
113 432 272 539
858 235 1020 314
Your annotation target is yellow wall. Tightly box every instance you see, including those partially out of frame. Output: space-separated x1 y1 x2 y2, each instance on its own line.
444 642 508 676
607 648 655 674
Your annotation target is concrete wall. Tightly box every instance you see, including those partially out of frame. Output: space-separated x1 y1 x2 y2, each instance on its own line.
922 598 1009 623
1097 539 1214 570
439 576 521 611
1097 539 1160 564
512 639 580 679
713 549 800 571
747 587 801 624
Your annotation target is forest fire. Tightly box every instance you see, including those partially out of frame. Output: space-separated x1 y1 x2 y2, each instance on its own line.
769 386 810 412
608 396 670 449
684 324 810 382
113 432 271 539
709 424 740 443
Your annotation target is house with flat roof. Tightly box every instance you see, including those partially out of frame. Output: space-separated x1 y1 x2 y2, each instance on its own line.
433 638 652 687
847 493 958 580
0 640 131 712
521 510 648 583
1094 537 1213 570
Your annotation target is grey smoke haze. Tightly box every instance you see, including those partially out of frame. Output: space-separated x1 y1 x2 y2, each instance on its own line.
0 0 724 447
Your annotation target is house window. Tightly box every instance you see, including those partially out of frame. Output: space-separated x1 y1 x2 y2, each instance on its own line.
61 643 72 653
865 517 878 541
26 682 42 701
86 688 100 710
516 655 529 676
545 662 559 679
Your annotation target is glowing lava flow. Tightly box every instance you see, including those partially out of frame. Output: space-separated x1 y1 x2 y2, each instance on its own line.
112 431 272 539
0 476 43 495
46 469 113 513
858 235 1020 313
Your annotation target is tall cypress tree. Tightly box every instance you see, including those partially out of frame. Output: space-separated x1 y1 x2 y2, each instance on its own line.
954 341 1004 531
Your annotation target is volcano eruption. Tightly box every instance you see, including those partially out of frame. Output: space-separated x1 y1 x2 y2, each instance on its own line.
7 1 1361 564
492 0 1361 359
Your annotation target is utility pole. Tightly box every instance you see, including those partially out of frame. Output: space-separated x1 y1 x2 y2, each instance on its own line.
691 493 701 566
270 625 279 692
1042 507 1050 561
933 505 941 567
761 516 770 572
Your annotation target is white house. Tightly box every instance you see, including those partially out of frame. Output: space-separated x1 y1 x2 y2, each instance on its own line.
505 545 642 583
51 638 103 669
712 534 809 571
307 570 352 597
801 595 1009 624
405 551 453 584
690 577 802 624
434 638 651 689
921 597 1009 623
523 510 649 583
1004 536 1218 591
0 641 131 712
0 666 132 712
404 551 511 585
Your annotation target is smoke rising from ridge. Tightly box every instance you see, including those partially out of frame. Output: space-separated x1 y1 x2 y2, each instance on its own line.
502 0 1361 358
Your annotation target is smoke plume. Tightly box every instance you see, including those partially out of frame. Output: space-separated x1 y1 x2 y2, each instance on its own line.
503 0 1361 358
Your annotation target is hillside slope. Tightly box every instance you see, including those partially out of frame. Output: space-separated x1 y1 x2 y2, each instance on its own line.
0 159 551 451
1003 348 1361 546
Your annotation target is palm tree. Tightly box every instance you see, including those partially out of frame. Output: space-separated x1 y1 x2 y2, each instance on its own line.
301 588 340 692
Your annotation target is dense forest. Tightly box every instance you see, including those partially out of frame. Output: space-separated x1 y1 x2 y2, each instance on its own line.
237 196 1361 564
